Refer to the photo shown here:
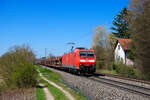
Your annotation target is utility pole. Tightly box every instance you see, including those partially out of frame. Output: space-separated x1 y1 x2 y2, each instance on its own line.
45 48 47 58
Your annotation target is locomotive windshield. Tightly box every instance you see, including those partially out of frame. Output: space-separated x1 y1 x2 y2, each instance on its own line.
80 52 94 57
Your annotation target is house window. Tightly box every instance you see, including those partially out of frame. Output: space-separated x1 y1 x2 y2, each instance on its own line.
118 45 120 50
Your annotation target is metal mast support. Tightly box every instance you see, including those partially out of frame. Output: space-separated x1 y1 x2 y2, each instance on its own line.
67 42 75 52
45 48 47 58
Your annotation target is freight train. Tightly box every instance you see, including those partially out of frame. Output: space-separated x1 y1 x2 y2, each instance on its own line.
38 47 96 74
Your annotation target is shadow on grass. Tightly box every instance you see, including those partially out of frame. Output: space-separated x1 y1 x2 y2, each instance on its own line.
36 85 47 89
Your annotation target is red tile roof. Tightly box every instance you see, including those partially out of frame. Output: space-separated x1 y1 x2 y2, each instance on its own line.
118 38 132 50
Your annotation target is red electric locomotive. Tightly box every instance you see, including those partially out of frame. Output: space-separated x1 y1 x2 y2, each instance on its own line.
38 47 96 74
62 47 96 73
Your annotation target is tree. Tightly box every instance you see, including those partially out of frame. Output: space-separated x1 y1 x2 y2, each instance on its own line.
0 44 38 89
92 26 108 60
92 26 114 69
128 44 135 61
111 8 130 38
129 0 150 79
107 34 117 48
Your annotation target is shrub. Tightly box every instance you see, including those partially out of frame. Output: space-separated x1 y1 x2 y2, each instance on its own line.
112 63 137 78
119 64 137 78
0 45 38 90
14 64 37 88
112 63 120 73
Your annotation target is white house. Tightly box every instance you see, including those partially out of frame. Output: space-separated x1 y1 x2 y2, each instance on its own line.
114 38 134 65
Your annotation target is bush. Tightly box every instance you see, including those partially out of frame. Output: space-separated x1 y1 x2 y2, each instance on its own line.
119 64 137 78
0 45 38 90
112 63 120 73
14 64 37 88
112 63 137 78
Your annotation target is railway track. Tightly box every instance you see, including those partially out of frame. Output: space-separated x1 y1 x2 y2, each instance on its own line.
87 76 150 98
102 73 150 85
42 65 150 99
42 65 150 98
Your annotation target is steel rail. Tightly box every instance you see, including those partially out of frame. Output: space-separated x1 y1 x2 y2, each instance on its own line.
103 73 150 85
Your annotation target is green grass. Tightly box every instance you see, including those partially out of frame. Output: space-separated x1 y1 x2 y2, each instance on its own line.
39 77 68 100
36 85 46 100
36 65 88 100
101 69 118 75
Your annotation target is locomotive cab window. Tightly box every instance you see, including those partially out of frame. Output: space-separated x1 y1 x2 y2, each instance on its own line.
79 51 94 57
87 52 94 57
80 52 87 57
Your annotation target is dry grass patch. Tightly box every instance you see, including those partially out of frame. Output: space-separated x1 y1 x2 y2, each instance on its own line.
0 88 36 100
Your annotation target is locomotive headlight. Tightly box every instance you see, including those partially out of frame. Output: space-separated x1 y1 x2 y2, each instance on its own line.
89 60 95 62
80 60 86 62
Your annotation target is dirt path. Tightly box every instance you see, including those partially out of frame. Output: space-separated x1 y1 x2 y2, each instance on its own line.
39 72 75 100
39 83 54 100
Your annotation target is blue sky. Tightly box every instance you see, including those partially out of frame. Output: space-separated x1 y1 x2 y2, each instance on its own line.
0 0 129 58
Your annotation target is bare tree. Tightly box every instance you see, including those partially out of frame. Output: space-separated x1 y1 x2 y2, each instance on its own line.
92 26 115 69
92 26 108 60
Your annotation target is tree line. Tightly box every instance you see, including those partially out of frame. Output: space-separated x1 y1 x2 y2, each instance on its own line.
92 0 150 79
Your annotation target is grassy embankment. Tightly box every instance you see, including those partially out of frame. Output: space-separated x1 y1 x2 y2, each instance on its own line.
100 69 118 75
36 65 88 100
38 76 68 100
